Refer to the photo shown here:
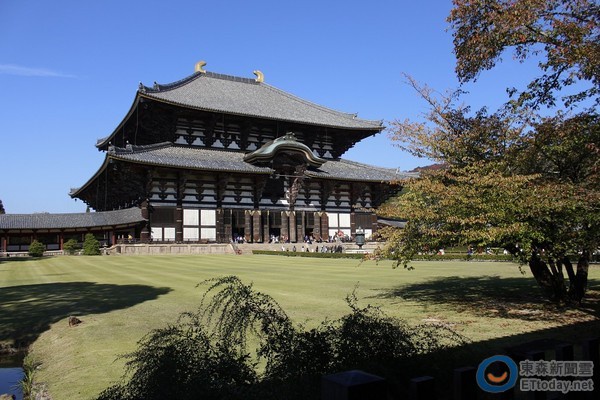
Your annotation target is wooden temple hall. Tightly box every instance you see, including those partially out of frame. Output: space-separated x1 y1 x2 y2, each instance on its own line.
1 61 409 251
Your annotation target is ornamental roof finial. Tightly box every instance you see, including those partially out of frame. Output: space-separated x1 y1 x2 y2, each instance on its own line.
194 60 207 74
253 70 264 83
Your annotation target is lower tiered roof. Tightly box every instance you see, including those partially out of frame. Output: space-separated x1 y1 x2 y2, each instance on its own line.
0 208 145 231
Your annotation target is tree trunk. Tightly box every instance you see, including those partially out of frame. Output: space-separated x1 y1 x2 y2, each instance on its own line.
548 258 567 300
529 253 564 301
569 251 590 304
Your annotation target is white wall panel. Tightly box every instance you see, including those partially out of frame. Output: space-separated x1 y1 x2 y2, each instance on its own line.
183 209 199 225
201 209 216 226
184 227 199 240
201 228 216 240
164 228 176 240
338 213 351 228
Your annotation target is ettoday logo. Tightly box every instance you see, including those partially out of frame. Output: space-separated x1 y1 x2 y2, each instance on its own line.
476 355 594 394
476 355 518 393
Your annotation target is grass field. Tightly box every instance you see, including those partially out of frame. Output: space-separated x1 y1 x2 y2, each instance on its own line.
1 255 599 399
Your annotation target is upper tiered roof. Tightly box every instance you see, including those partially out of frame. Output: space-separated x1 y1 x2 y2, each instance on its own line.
140 71 383 129
97 65 383 148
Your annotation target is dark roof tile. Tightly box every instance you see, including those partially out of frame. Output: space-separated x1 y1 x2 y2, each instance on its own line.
110 143 413 182
141 71 383 130
0 207 145 230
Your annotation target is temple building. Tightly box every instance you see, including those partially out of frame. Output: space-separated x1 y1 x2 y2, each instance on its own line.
1 62 409 252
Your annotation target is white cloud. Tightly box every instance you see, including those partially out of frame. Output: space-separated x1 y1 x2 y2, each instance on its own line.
0 64 78 78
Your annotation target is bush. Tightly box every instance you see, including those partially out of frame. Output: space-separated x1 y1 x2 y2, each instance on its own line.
83 234 100 255
97 276 465 400
96 315 256 400
28 240 45 257
63 239 79 255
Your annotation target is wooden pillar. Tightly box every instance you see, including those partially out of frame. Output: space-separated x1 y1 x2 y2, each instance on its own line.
296 211 304 242
350 212 356 238
59 232 64 251
140 200 150 242
409 376 436 400
244 210 252 243
216 209 225 243
224 209 232 243
322 370 386 400
554 343 574 361
253 210 262 242
281 211 289 242
453 367 477 400
1 232 6 253
289 211 297 243
582 337 599 394
313 212 321 241
370 212 378 235
321 212 329 241
111 229 117 246
175 205 183 243
262 210 270 242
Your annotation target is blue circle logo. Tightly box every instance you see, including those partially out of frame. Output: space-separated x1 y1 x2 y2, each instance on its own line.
476 355 518 393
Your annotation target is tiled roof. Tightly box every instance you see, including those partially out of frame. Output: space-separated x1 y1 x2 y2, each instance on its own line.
109 143 411 182
139 71 383 130
0 207 145 230
110 143 273 174
308 159 415 182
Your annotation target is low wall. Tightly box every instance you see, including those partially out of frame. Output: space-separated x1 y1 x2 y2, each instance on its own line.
110 243 234 255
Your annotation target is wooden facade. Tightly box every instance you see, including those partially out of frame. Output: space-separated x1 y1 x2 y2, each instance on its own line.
69 65 408 244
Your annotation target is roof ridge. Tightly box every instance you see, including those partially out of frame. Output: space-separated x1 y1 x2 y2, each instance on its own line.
111 141 173 155
141 71 258 93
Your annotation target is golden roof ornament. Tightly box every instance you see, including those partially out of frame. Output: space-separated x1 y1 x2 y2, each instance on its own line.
194 61 207 74
253 70 264 83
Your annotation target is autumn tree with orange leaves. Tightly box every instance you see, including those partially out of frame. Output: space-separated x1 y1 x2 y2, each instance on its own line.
381 0 599 304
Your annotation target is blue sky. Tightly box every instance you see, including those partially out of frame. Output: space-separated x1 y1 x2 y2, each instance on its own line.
0 0 539 213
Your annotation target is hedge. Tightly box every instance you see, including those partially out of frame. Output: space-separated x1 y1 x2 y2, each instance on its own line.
252 250 365 259
251 250 515 262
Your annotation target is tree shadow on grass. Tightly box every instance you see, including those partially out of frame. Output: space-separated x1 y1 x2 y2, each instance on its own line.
372 275 600 322
0 282 172 348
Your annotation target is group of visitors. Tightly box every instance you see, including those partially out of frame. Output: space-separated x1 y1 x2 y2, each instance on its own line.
281 244 343 253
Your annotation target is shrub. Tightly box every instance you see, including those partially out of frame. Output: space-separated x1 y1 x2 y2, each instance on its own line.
63 239 79 255
97 276 465 400
96 314 256 400
83 234 100 255
28 240 45 257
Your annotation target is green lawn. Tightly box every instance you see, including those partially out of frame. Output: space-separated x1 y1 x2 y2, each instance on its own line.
1 255 599 399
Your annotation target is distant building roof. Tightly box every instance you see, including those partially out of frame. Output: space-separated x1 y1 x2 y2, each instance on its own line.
0 207 145 230
101 142 409 183
139 71 383 130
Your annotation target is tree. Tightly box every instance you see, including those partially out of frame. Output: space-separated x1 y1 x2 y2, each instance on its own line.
383 0 600 304
449 0 600 109
383 77 600 303
0 199 5 214
63 238 79 255
28 240 45 257
83 233 101 256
